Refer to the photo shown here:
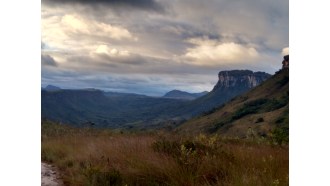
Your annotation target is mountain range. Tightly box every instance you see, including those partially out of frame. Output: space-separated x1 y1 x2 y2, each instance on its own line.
42 85 61 91
42 69 271 130
162 90 208 100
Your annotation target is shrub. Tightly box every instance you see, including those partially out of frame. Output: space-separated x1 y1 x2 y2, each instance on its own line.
271 126 289 145
231 99 268 120
83 167 122 186
255 117 264 123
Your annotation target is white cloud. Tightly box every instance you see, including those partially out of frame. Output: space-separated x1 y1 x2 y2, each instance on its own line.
184 37 259 66
60 14 134 40
41 13 136 55
282 47 289 56
95 44 130 57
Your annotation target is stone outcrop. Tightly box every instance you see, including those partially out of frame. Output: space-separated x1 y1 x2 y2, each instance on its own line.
282 55 289 69
212 70 271 91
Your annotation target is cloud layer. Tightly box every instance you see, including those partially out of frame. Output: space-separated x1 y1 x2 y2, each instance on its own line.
41 0 288 96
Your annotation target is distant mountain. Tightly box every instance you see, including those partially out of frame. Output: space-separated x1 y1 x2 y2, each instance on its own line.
104 91 148 98
163 90 208 100
41 70 271 130
174 70 271 117
43 85 61 91
177 66 288 139
42 89 187 129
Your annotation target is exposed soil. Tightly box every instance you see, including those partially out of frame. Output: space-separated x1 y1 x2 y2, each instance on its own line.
41 163 62 186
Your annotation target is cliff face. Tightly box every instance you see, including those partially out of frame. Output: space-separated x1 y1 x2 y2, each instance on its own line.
282 55 289 69
213 70 271 91
175 70 271 117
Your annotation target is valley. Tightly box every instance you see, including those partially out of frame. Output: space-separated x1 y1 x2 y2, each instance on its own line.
42 56 289 185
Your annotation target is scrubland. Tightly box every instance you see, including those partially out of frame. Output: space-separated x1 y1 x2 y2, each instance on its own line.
42 120 288 186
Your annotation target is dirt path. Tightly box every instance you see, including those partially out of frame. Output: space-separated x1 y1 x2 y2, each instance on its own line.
41 163 62 186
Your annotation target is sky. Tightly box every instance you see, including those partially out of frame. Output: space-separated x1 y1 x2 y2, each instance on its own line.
41 0 289 96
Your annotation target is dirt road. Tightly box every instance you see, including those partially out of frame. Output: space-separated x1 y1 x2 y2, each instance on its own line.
41 163 62 186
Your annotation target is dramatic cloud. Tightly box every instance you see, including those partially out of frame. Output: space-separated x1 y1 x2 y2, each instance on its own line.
41 13 136 51
61 15 135 40
41 0 288 96
42 0 164 12
183 37 259 66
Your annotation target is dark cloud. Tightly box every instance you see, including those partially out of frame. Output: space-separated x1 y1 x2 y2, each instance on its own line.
41 54 58 67
42 0 164 12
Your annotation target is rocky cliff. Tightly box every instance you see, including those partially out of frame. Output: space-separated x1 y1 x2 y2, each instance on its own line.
282 55 289 69
175 70 271 117
213 70 271 91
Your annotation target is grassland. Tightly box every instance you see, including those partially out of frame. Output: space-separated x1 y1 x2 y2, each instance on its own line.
42 120 288 186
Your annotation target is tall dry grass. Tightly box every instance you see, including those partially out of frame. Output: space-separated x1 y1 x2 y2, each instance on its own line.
42 121 288 186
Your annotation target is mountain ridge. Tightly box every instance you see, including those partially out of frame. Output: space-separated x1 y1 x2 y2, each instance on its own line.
42 69 271 129
163 90 208 100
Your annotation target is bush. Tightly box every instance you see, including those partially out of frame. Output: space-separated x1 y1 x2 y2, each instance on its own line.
231 99 268 120
84 167 122 186
271 126 289 145
255 117 264 123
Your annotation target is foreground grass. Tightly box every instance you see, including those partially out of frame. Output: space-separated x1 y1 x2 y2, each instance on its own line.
42 121 288 186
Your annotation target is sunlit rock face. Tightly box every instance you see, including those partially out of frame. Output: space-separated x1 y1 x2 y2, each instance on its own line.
213 70 271 91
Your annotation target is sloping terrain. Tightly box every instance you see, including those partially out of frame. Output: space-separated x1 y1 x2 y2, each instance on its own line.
177 68 289 140
162 90 208 100
42 89 187 128
174 70 271 117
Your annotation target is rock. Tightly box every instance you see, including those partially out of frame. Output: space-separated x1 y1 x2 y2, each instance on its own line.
212 70 271 91
282 55 289 69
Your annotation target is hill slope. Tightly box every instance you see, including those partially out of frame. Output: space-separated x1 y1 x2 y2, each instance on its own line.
163 90 208 100
43 85 61 91
42 89 187 128
175 70 271 117
177 68 289 139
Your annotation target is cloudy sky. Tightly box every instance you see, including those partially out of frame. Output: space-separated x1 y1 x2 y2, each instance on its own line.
41 0 288 96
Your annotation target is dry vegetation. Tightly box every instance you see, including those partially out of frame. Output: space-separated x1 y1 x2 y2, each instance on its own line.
42 120 288 186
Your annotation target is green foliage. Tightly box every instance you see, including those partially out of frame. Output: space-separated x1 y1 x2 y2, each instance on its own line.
41 149 56 163
277 75 289 87
264 94 289 112
272 108 289 145
276 108 289 125
231 95 288 122
207 121 226 133
231 99 268 120
271 126 289 145
201 105 222 116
